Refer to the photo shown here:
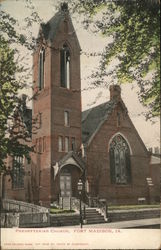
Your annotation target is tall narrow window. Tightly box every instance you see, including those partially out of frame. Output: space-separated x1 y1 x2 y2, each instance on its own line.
60 44 70 89
71 137 76 151
58 136 63 152
65 137 69 152
64 111 69 126
12 156 24 189
109 134 131 184
38 47 45 90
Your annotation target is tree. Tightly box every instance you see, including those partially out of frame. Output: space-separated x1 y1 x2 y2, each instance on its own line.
0 5 40 173
71 0 160 119
0 36 32 172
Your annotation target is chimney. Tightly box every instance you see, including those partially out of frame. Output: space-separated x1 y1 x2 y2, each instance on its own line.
61 2 68 12
110 85 121 101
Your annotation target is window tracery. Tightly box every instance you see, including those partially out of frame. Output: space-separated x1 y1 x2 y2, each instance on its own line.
110 134 131 184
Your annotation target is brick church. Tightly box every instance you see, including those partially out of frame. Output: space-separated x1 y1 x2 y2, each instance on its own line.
3 4 160 207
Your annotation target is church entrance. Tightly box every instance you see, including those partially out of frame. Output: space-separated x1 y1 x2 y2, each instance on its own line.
60 172 71 197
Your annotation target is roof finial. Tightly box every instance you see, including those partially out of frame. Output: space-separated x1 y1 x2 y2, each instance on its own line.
61 2 68 12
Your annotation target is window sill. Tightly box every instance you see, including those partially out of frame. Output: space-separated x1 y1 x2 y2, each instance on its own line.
113 184 132 187
12 187 25 190
59 86 71 91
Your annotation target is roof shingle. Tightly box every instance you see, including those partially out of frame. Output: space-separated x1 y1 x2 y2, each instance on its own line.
82 100 116 144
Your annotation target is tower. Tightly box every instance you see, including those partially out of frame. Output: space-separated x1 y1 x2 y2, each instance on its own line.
32 4 84 206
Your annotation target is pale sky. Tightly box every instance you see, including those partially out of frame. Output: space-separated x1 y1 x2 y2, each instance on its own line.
1 0 160 149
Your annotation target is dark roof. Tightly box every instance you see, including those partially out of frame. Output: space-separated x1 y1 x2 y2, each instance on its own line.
40 11 64 42
59 151 85 170
37 6 81 50
82 100 116 145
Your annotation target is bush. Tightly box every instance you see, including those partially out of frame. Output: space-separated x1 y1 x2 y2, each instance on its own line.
50 208 75 214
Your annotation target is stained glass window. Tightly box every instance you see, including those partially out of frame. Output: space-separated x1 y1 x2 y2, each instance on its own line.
110 135 131 184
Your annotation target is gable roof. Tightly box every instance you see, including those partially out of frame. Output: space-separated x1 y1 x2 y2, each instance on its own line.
38 9 81 50
58 151 85 171
82 100 117 145
40 11 64 42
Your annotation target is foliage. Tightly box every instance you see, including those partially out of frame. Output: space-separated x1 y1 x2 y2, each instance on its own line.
0 2 40 173
50 208 75 214
72 0 160 119
0 36 32 172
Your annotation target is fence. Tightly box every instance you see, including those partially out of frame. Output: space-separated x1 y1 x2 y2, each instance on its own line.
2 199 49 213
1 199 50 228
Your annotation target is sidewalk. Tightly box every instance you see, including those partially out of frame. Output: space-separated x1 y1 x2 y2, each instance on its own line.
63 218 160 229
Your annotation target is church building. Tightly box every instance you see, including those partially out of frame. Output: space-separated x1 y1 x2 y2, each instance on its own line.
3 3 160 207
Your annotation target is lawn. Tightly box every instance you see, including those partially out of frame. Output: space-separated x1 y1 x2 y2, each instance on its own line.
108 204 160 210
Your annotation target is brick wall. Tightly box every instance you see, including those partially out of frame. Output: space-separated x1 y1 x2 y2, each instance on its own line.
86 104 150 205
31 12 82 206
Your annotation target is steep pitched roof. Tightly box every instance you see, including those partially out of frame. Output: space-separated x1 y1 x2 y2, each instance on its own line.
82 100 116 145
38 8 81 50
40 11 64 42
58 151 85 171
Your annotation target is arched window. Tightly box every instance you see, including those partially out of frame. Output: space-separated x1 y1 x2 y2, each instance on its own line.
109 134 131 184
60 44 70 89
38 47 45 90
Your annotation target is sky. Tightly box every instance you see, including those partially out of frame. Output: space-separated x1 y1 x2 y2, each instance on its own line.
1 0 160 149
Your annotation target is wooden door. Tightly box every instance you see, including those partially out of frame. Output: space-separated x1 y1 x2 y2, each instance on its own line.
60 173 71 197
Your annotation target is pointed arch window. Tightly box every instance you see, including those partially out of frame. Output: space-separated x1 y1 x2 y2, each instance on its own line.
60 44 70 89
109 134 131 184
38 47 45 90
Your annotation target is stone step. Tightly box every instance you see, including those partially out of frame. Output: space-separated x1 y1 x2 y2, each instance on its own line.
85 214 104 219
86 216 105 220
85 211 100 215
85 208 106 224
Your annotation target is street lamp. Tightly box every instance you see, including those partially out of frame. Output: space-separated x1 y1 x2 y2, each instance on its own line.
77 179 83 228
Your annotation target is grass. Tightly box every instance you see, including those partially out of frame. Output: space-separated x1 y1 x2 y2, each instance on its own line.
108 204 160 210
50 204 160 213
50 208 75 214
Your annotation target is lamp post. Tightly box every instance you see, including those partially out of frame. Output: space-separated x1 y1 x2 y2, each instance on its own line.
77 179 83 228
